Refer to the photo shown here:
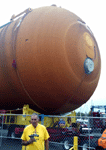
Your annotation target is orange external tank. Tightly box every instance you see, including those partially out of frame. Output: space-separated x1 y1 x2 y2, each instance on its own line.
0 6 101 115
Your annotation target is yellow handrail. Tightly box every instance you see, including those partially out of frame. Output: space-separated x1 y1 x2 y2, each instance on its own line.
69 136 78 150
69 146 74 150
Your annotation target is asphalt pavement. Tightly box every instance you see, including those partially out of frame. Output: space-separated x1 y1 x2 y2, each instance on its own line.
0 138 22 150
0 138 61 150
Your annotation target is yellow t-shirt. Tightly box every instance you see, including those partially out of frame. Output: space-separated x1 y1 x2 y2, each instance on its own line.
21 123 50 150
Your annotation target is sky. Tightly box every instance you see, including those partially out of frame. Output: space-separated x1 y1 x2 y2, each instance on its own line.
0 0 106 113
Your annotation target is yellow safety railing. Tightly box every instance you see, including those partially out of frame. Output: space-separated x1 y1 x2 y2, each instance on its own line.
69 136 78 150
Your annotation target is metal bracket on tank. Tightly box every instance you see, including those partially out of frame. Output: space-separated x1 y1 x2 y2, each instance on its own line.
10 8 33 22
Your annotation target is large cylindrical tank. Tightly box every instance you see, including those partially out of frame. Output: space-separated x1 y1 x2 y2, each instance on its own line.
0 6 101 115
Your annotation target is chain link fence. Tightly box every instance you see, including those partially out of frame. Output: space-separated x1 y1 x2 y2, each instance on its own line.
0 113 105 150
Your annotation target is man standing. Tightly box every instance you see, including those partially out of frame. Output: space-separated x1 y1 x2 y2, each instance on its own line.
21 113 50 150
